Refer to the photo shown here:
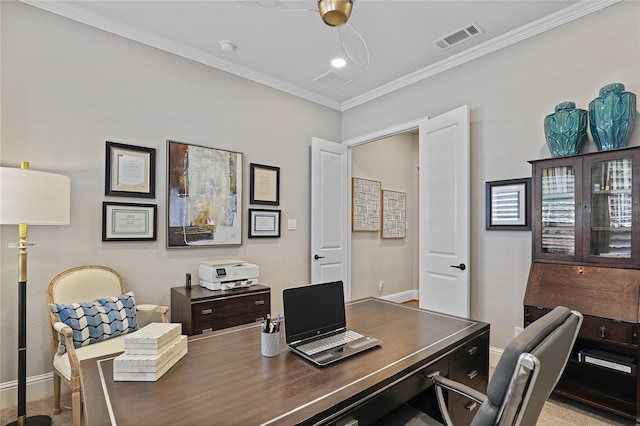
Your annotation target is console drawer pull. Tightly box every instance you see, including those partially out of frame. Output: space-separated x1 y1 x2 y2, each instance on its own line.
467 370 478 380
467 346 479 356
466 402 477 412
201 328 213 333
255 300 265 305
599 326 607 339
255 318 264 322
201 308 213 315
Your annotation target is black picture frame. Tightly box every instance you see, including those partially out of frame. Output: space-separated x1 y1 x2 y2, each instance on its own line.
248 209 281 238
250 163 280 206
102 202 157 241
105 141 156 198
486 178 531 231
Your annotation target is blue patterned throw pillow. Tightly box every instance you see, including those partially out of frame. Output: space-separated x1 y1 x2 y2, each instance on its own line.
49 292 139 354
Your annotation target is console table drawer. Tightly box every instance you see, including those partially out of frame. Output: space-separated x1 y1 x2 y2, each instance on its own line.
194 312 268 335
192 292 270 323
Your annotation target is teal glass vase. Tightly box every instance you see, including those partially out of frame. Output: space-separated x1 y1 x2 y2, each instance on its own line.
589 83 636 151
544 102 588 157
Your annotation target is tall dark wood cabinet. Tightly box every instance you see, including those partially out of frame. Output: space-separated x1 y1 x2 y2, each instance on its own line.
525 146 640 423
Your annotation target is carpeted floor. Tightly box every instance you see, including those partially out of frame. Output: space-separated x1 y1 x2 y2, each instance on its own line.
1 391 634 425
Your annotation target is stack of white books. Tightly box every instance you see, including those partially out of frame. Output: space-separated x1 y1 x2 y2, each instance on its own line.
113 323 187 381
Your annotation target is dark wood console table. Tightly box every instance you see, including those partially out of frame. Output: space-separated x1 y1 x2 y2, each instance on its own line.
80 298 489 425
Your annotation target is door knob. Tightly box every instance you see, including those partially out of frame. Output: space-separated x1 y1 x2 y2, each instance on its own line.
314 255 325 260
450 263 466 271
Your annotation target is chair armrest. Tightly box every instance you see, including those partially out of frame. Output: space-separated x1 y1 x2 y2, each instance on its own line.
137 304 169 323
430 373 488 405
52 322 81 381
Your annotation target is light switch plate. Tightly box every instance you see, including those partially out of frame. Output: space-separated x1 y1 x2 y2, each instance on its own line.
288 219 297 230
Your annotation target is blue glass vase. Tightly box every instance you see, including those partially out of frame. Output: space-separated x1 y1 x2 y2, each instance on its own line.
544 102 588 157
589 83 636 151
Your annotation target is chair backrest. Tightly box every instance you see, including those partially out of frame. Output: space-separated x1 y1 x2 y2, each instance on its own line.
471 306 582 426
47 265 125 304
47 265 126 357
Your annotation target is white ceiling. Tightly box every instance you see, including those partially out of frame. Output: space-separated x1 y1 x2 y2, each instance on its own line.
25 1 617 111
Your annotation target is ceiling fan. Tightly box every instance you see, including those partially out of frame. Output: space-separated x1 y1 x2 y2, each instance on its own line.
246 0 370 67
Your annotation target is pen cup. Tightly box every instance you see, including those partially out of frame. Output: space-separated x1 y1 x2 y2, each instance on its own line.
261 330 280 357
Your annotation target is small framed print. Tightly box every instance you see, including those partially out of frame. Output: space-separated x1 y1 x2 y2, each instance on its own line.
486 178 531 231
248 209 281 238
102 202 157 241
105 141 156 198
250 163 280 206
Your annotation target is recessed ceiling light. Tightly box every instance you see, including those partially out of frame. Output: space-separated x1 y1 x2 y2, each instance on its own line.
331 58 347 68
220 40 237 53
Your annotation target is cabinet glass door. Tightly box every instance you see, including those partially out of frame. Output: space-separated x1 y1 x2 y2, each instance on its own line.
541 166 576 255
589 158 632 258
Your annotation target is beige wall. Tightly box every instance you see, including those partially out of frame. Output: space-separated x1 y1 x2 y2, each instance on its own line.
350 133 419 300
0 1 340 387
342 1 640 349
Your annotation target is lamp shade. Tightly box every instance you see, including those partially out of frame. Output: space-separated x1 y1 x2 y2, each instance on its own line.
0 167 71 225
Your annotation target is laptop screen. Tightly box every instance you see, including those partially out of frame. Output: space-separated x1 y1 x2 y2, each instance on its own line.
283 281 346 344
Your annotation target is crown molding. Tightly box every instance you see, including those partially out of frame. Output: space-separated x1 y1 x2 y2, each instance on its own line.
340 0 621 111
21 0 620 113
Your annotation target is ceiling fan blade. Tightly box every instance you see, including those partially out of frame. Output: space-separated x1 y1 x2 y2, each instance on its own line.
337 21 369 67
240 1 317 12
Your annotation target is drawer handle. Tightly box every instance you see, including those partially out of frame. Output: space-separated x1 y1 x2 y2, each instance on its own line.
467 370 478 380
202 328 213 333
255 318 264 322
466 402 477 412
599 326 607 339
201 308 213 315
255 300 265 305
467 346 479 356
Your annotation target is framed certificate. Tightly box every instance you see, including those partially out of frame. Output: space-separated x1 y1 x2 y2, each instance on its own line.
250 163 280 206
105 141 156 198
102 202 157 241
248 209 281 238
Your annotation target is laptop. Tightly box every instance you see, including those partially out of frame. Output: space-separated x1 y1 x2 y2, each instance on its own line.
282 281 382 366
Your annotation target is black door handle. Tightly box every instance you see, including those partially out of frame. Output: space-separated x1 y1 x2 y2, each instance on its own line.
314 255 325 260
450 263 466 271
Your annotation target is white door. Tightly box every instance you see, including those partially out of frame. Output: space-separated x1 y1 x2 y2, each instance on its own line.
419 106 470 317
310 137 350 300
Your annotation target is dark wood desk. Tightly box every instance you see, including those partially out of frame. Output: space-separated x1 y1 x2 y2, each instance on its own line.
80 298 489 425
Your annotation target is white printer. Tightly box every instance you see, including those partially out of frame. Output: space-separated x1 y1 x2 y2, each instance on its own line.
199 259 259 291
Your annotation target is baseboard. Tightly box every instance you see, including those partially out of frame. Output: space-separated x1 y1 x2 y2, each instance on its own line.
490 346 503 368
0 373 53 410
379 289 419 304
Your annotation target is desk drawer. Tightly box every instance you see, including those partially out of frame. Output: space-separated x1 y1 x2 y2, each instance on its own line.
450 382 485 426
192 292 270 324
450 334 488 391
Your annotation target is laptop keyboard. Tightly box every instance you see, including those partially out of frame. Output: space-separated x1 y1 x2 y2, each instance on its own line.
297 330 364 356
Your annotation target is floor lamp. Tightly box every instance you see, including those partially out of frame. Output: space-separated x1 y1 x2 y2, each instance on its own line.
0 162 70 426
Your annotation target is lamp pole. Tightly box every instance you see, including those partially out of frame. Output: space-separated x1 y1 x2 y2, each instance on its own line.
6 162 51 426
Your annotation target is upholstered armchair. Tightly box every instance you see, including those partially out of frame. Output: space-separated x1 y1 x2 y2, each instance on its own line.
47 265 169 426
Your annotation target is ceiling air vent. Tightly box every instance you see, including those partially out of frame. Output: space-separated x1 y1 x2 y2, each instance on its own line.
433 22 483 50
313 70 353 91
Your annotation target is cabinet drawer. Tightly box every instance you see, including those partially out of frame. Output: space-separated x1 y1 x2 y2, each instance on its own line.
579 315 636 346
192 292 270 324
195 311 268 334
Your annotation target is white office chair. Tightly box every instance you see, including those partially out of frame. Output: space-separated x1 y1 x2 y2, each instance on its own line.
376 306 583 426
